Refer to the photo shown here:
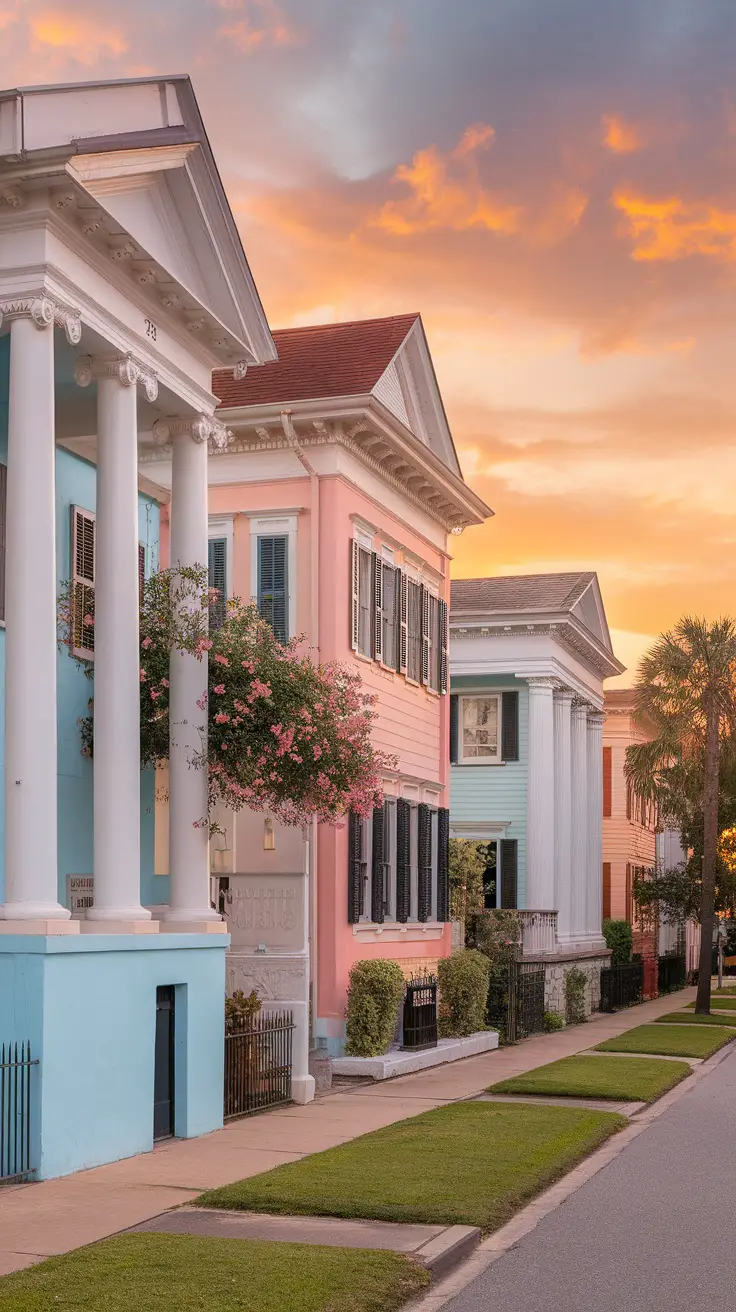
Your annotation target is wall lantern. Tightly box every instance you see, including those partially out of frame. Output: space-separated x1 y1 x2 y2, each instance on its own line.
263 817 275 851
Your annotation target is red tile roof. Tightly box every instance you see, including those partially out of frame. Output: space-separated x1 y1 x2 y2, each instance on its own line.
213 313 419 409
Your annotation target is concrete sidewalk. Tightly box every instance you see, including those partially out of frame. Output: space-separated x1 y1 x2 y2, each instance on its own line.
0 988 696 1277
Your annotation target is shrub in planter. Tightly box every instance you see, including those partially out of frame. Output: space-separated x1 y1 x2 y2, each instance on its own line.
565 966 587 1025
603 918 633 966
543 1010 564 1032
345 959 406 1058
438 949 490 1038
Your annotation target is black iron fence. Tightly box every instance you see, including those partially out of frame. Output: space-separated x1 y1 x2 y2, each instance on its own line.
487 961 546 1043
658 953 687 995
401 977 438 1051
1 1041 37 1185
224 1012 294 1120
599 962 644 1012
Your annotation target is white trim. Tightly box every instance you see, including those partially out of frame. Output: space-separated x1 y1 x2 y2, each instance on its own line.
208 514 234 603
353 525 373 551
352 922 445 942
457 692 502 765
450 820 510 839
249 513 297 641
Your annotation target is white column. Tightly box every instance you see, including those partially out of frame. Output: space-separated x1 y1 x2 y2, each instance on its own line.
0 298 73 926
525 678 556 911
76 357 157 926
160 417 223 927
586 711 605 945
553 689 574 943
570 701 590 944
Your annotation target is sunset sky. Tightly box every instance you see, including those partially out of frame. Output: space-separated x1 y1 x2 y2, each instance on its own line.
3 0 736 685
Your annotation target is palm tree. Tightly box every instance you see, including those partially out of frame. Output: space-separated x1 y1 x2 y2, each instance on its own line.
626 617 736 1014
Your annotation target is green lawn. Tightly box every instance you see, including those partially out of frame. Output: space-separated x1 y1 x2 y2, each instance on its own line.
655 1011 736 1028
685 998 736 1011
0 1235 429 1312
486 1054 689 1102
596 1023 735 1059
197 1101 625 1233
713 985 736 995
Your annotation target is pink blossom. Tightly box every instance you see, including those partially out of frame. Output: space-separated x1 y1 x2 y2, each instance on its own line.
161 678 169 689
215 712 230 724
141 636 152 650
213 684 225 695
140 669 147 683
214 654 229 666
83 614 94 627
150 689 160 701
196 694 207 711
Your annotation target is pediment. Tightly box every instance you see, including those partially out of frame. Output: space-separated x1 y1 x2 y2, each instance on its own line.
571 578 614 655
372 319 461 476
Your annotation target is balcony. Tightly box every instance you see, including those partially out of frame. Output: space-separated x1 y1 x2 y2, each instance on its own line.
518 910 558 957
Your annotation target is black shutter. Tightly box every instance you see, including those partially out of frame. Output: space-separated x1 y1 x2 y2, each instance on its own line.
450 694 459 764
437 807 450 922
371 804 385 923
208 537 226 630
350 539 359 651
500 839 518 909
372 553 383 661
439 597 448 694
348 812 363 924
396 798 411 922
418 803 432 922
0 462 6 622
420 585 430 685
501 691 519 761
258 535 288 643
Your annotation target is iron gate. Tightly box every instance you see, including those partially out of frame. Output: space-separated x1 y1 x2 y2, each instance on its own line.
1 1041 37 1185
487 962 546 1043
599 962 644 1012
401 977 438 1051
224 1011 294 1120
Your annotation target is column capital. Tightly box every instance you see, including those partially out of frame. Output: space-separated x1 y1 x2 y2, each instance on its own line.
75 353 158 402
0 295 82 343
572 696 593 712
526 676 558 690
586 710 605 728
152 413 232 453
553 687 576 704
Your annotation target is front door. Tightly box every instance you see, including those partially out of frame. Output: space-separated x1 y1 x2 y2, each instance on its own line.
153 986 175 1141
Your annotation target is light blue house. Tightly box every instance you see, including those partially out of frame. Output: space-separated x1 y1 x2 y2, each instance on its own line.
0 76 276 1180
449 573 624 1003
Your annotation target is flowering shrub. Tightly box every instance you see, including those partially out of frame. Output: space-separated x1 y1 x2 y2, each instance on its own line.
62 566 393 828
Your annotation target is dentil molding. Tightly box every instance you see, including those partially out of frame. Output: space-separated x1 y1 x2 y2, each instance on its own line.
152 414 232 452
0 295 82 344
75 353 158 402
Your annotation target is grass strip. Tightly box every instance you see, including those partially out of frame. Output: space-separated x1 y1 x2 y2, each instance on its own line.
197 1101 624 1233
596 1023 735 1059
486 1053 689 1103
0 1234 429 1312
655 1011 736 1028
685 998 736 1011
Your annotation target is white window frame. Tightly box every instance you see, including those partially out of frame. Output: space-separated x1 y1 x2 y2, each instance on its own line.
249 512 297 641
458 693 502 765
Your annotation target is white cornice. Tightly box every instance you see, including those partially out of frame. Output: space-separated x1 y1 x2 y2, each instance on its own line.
450 616 624 680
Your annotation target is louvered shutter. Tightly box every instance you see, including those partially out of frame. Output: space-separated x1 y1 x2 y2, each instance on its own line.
420 585 430 685
602 862 612 921
396 798 411 922
436 808 450 922
138 542 146 608
603 747 612 818
348 812 363 924
258 535 288 643
71 505 96 656
350 540 360 652
208 538 227 630
372 553 383 661
500 839 518 909
501 691 519 762
439 598 448 694
399 571 408 673
371 804 385 923
0 462 6 622
417 803 432 922
450 695 459 764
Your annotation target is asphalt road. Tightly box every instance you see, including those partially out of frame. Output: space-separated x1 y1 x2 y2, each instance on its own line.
444 1046 736 1312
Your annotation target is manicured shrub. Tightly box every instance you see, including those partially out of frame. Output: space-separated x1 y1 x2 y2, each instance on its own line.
345 959 406 1057
225 989 261 1034
603 918 633 966
438 949 490 1038
565 966 587 1025
543 1010 565 1032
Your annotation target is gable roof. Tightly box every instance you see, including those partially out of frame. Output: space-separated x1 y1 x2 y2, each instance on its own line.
451 572 596 615
214 314 419 407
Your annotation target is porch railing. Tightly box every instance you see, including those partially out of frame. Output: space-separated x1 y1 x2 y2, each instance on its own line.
599 962 644 1012
224 1012 294 1121
518 910 558 957
1 1041 38 1185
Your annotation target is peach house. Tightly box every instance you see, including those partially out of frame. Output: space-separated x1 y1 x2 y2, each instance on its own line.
145 314 490 1067
602 689 658 957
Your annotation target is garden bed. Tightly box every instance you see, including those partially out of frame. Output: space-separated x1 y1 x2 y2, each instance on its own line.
0 1234 429 1312
331 1031 498 1080
197 1101 625 1233
596 1024 735 1059
487 1054 690 1103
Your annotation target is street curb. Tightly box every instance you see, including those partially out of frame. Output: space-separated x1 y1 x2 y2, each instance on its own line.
415 1226 481 1277
406 1037 736 1311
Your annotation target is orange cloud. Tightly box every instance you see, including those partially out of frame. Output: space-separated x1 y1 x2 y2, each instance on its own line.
373 123 521 237
602 114 642 154
614 189 736 261
219 0 299 52
30 12 128 63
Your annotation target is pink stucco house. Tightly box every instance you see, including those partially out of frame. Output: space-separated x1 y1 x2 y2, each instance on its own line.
147 314 490 1065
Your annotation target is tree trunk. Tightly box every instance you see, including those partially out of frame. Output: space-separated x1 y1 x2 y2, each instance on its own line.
695 699 719 1013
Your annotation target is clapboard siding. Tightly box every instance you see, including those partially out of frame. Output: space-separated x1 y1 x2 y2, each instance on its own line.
373 360 410 428
359 659 442 782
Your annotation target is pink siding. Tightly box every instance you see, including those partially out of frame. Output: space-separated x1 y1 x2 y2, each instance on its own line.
602 707 657 929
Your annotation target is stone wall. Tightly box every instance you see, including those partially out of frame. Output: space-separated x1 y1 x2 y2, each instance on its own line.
536 951 611 1019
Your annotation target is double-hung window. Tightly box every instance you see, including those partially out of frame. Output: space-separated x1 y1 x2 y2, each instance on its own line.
426 592 441 692
381 563 399 669
459 695 501 763
349 797 448 926
406 579 422 682
350 538 448 692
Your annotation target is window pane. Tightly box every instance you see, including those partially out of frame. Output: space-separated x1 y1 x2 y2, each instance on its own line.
461 697 498 758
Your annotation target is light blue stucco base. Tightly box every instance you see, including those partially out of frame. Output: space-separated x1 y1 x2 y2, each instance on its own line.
315 1015 346 1058
0 933 228 1180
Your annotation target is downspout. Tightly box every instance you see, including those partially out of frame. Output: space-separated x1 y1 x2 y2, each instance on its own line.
280 410 320 1048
